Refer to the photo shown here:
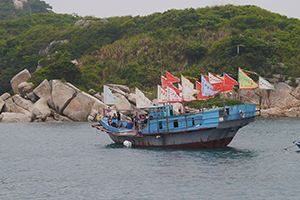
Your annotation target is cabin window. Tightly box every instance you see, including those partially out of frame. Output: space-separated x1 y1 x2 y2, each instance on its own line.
192 117 195 126
226 108 229 116
159 121 163 129
174 120 178 128
169 106 173 116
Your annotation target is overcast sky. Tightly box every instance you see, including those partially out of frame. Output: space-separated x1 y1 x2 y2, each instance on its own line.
44 0 300 19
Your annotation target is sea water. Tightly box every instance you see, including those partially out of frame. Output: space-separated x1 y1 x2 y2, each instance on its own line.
0 118 299 200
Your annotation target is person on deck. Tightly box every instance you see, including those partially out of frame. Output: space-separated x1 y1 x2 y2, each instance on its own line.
107 116 112 126
178 109 182 115
117 111 122 128
111 113 117 127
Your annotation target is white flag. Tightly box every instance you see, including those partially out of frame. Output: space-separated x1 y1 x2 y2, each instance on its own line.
208 72 223 84
103 85 123 105
157 85 168 104
136 87 152 108
181 75 199 98
259 76 275 90
167 87 182 103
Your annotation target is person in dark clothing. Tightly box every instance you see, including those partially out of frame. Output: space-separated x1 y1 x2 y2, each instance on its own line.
111 113 117 127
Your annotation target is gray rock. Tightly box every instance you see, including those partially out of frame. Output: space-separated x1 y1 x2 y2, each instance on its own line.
63 91 105 121
3 97 32 118
113 93 133 115
106 84 130 97
18 82 33 97
44 116 58 123
127 93 136 104
33 79 54 108
26 92 39 102
39 40 69 56
51 80 76 113
0 97 4 112
10 69 31 94
0 112 31 123
12 94 34 112
284 108 299 117
32 98 51 121
94 92 102 101
1 93 11 101
74 19 107 27
53 112 73 122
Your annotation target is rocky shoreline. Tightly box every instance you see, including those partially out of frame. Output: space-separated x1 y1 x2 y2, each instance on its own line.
1 69 300 123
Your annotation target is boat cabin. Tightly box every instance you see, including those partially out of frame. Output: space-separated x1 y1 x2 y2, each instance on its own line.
149 104 174 119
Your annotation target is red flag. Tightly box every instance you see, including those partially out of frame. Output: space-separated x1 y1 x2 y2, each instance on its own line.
167 82 181 94
208 72 223 92
166 71 180 83
196 81 208 100
224 73 238 86
247 91 250 96
161 76 167 89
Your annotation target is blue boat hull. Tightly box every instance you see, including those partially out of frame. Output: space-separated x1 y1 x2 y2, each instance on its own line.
93 104 257 148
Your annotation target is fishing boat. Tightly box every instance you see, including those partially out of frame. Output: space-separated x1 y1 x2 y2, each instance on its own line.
92 69 272 149
293 141 300 148
92 103 257 148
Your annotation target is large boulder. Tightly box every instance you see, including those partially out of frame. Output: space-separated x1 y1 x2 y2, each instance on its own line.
12 94 34 112
260 107 285 117
284 108 300 117
127 93 136 104
0 112 31 123
26 92 39 102
31 98 51 120
269 83 300 109
291 85 300 99
10 69 31 94
106 84 130 98
50 80 76 113
18 82 33 97
0 97 4 112
1 93 11 101
114 93 133 115
63 91 105 121
33 79 51 99
33 79 54 108
2 97 32 118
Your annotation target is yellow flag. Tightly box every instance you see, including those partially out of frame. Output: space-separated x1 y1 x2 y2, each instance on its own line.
238 68 258 90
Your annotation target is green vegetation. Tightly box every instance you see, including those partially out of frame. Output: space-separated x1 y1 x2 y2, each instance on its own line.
0 0 52 21
1 4 300 96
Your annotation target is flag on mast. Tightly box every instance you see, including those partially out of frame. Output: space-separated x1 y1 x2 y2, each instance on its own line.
224 73 238 86
238 68 259 90
196 81 208 100
167 86 182 103
157 85 168 104
166 71 180 83
136 87 152 108
259 76 275 90
201 75 219 97
103 85 123 105
161 76 167 89
208 72 223 92
181 75 199 98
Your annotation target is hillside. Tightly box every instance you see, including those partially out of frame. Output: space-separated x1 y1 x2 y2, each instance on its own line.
0 0 52 21
1 4 300 95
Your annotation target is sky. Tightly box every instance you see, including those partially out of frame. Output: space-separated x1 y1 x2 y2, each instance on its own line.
44 0 300 19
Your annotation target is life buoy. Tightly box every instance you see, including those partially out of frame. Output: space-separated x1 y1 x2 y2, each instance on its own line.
239 110 244 118
96 114 103 121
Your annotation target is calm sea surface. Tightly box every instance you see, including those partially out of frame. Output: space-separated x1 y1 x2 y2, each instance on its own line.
1 118 300 200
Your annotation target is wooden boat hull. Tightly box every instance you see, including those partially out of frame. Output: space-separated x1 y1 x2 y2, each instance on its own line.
93 116 254 149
